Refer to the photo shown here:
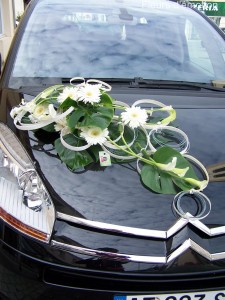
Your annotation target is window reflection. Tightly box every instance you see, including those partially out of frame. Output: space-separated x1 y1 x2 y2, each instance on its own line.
9 1 225 88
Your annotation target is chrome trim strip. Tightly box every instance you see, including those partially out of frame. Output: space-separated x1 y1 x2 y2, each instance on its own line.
57 212 170 238
51 240 166 263
57 212 225 239
51 239 225 263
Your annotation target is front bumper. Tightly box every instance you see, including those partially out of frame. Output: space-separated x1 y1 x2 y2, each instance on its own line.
1 220 225 300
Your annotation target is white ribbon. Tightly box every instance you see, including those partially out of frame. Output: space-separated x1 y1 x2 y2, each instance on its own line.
86 79 112 92
60 128 91 151
148 125 190 154
69 77 112 92
132 99 175 129
173 190 211 220
133 99 167 108
101 144 135 160
14 107 74 131
70 77 86 87
113 100 130 108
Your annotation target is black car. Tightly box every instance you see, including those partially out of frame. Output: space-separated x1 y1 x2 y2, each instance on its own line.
1 0 225 299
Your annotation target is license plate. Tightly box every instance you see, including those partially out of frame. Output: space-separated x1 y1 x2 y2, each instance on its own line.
114 290 225 300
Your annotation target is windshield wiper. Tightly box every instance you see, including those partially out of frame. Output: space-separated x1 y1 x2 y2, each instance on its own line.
61 78 131 84
60 77 225 91
130 78 225 92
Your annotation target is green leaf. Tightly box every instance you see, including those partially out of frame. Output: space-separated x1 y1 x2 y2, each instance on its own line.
108 122 121 140
172 177 195 191
21 114 32 124
79 106 114 129
153 146 181 164
42 123 55 132
108 123 134 146
36 98 59 108
153 146 198 180
100 92 113 107
141 147 203 194
141 164 178 194
141 164 161 193
88 144 102 162
35 85 64 104
159 171 178 194
123 126 135 144
68 109 85 129
143 146 202 193
131 128 148 153
59 98 79 110
55 134 93 171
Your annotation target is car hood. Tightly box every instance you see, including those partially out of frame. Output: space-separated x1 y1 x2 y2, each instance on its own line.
2 86 225 275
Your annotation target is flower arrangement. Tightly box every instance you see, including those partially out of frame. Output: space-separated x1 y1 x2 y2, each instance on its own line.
11 77 208 196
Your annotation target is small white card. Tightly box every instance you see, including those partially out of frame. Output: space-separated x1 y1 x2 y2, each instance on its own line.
99 151 111 167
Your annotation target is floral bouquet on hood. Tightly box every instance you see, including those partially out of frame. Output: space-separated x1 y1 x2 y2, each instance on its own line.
11 77 208 195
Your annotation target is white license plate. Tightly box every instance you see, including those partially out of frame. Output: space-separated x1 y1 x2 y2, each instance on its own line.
114 290 225 300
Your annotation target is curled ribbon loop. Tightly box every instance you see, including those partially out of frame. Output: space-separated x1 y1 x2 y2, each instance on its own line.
132 99 176 129
14 107 74 131
173 190 211 220
86 79 112 91
70 77 86 87
60 128 91 151
148 126 190 154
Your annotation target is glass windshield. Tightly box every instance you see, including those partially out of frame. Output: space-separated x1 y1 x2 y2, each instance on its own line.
8 0 225 88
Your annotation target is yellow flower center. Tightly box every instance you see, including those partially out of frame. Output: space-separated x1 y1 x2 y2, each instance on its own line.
131 112 138 119
86 91 93 97
90 129 100 136
35 106 45 115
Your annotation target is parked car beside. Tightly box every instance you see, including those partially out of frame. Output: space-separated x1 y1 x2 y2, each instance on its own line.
1 0 225 299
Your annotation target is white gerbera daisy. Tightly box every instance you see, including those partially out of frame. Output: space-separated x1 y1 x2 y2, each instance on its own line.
77 83 101 104
57 87 78 103
32 104 56 121
33 104 49 119
80 127 109 145
121 106 148 128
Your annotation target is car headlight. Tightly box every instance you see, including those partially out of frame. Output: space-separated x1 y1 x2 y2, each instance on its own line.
0 122 55 243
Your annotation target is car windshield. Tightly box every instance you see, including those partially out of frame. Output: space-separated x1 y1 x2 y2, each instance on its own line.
8 0 225 88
